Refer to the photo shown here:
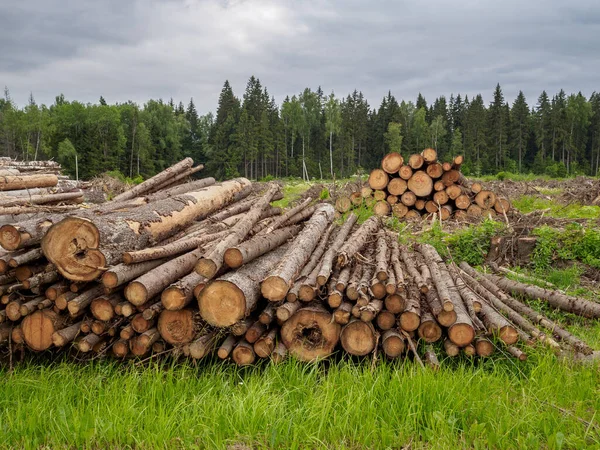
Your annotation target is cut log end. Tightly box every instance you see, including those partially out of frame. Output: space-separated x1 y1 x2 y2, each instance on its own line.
223 248 243 269
161 286 188 311
197 280 245 327
281 308 340 361
157 309 200 345
41 217 106 281
124 281 149 306
448 323 475 347
261 276 290 302
340 320 377 356
195 258 218 279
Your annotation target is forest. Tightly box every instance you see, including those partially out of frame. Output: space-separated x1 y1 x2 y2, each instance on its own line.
0 77 599 181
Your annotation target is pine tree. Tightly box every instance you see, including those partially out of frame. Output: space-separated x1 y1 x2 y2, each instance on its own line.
488 84 508 169
534 91 552 167
510 91 529 172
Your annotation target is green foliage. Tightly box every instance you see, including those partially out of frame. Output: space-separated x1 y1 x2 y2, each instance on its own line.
444 220 505 265
105 170 143 185
1 352 599 449
512 195 600 219
319 187 330 200
383 122 403 153
532 224 600 270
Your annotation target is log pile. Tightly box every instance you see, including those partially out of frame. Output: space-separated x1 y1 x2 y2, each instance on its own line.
0 164 596 366
336 150 512 221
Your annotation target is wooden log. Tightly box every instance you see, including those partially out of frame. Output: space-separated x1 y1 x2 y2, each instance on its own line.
474 191 497 209
373 201 390 216
0 174 58 191
187 331 217 359
161 271 207 311
475 337 494 357
67 285 106 316
336 216 380 268
296 224 337 302
375 310 396 330
417 244 452 310
112 158 194 202
392 203 408 218
199 245 289 327
408 154 425 170
112 339 130 358
443 338 459 356
433 190 449 206
258 303 277 325
387 178 408 196
407 171 433 197
232 339 256 366
398 165 413 180
195 184 280 278
0 191 83 208
368 169 388 190
130 328 160 356
467 204 482 217
386 195 398 205
417 299 442 343
433 180 446 192
455 194 471 210
22 309 69 351
507 345 527 361
340 318 377 356
254 327 278 358
276 301 301 322
360 299 383 322
494 198 511 214
217 334 237 359
399 283 421 331
22 270 58 290
8 248 43 268
333 301 353 325
131 314 155 334
316 213 357 287
157 308 204 345
350 192 363 205
280 303 340 361
400 191 417 207
335 196 352 213
125 248 203 306
426 163 443 179
478 301 519 344
148 164 205 194
245 321 267 344
45 281 69 300
486 273 600 319
382 152 404 173
41 178 250 281
381 329 405 358
101 259 167 290
142 301 164 321
259 197 312 235
148 177 216 202
261 204 335 301
19 296 45 317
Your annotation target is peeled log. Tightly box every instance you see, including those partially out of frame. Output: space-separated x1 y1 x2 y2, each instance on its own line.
42 178 250 281
125 248 203 306
22 309 68 351
199 245 289 327
261 204 334 301
281 303 340 361
340 319 377 356
0 174 58 191
368 169 389 190
407 171 433 197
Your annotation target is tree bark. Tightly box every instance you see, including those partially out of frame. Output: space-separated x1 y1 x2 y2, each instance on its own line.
0 174 58 191
336 216 380 267
42 178 250 281
261 204 335 301
162 271 207 311
125 248 203 306
101 258 167 289
196 183 280 278
381 329 405 358
317 213 357 286
232 339 256 366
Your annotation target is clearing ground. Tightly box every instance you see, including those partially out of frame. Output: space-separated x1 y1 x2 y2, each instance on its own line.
0 175 599 449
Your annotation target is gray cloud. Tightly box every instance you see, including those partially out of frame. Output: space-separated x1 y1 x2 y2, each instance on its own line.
1 0 599 112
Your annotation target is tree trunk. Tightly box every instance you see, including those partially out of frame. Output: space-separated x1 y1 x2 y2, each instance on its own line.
224 225 299 269
67 285 106 316
0 191 83 207
336 216 380 267
125 248 203 306
478 301 519 344
316 213 357 286
101 258 167 289
0 174 58 191
161 271 207 311
486 273 600 319
258 197 312 235
199 245 289 327
261 204 335 301
196 183 280 278
42 178 251 281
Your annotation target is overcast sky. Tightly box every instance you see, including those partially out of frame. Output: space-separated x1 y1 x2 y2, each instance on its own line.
1 0 599 112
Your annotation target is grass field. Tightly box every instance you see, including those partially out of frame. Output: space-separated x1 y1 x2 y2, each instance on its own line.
1 177 600 449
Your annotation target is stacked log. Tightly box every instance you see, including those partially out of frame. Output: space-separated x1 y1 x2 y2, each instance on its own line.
338 150 511 221
0 161 596 366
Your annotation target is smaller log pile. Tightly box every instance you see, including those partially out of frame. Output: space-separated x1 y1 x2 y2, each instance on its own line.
1 168 597 367
0 158 82 218
335 150 511 221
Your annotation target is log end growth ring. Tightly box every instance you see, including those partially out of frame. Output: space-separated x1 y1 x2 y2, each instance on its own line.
198 280 245 327
41 217 106 281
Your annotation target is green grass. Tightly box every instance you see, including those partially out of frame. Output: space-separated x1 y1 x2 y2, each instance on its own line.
1 353 599 449
512 195 600 219
271 180 312 208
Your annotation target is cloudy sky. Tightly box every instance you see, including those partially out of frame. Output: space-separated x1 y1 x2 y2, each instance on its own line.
1 0 599 112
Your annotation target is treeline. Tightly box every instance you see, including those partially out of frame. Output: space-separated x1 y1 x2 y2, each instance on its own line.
1 79 599 180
